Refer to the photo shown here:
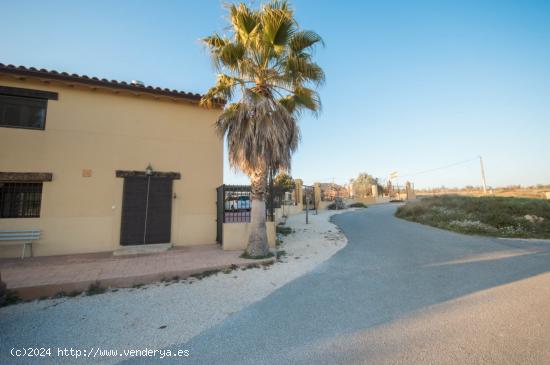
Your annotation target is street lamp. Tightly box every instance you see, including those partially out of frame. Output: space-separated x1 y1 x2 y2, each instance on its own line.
145 164 153 176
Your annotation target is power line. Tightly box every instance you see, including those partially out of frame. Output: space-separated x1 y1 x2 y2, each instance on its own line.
398 157 480 179
301 156 486 187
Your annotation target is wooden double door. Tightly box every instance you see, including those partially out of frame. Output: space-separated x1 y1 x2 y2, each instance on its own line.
120 176 173 245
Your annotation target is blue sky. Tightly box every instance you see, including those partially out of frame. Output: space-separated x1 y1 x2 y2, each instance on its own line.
2 0 549 188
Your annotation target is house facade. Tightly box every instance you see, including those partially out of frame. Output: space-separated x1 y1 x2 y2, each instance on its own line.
0 64 222 258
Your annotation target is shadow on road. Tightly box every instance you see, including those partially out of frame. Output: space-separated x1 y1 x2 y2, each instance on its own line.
123 204 550 364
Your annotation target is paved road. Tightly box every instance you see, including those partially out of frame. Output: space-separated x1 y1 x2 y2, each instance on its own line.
133 204 550 364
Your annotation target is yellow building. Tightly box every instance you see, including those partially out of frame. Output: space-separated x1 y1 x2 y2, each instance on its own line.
0 64 223 258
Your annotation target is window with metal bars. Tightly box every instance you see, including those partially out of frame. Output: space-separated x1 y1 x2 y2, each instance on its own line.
0 182 43 218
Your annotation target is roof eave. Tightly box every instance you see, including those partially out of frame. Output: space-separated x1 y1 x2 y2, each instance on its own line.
0 63 225 108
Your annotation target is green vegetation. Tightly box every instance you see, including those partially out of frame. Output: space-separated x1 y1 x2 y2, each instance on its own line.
395 195 550 239
328 198 346 210
349 202 368 208
239 251 275 260
350 173 384 197
189 270 221 280
86 281 106 296
1 290 21 307
276 226 293 236
274 173 295 192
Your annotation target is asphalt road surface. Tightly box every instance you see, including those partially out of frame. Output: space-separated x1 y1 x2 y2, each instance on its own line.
130 204 550 364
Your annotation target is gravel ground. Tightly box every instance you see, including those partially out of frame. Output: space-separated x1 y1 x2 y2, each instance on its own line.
0 209 349 365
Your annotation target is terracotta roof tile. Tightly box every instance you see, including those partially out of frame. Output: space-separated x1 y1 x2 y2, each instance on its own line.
0 63 210 104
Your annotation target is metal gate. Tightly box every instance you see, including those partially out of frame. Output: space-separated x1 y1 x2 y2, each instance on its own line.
302 185 317 211
216 185 224 244
216 185 251 244
215 184 282 244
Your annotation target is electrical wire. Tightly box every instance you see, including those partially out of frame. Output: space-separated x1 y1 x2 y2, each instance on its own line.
301 156 480 185
398 157 479 178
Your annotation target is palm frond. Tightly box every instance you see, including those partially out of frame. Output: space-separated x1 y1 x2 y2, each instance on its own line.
220 94 300 174
201 0 323 174
218 42 246 70
203 33 228 49
289 30 324 53
200 74 243 108
284 55 325 86
261 7 295 53
290 87 322 115
229 3 260 43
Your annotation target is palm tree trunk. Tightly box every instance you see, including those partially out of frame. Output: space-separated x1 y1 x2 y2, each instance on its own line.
246 168 270 257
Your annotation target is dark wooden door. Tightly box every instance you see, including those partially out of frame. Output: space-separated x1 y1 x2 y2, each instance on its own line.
144 177 173 244
120 177 148 245
120 176 172 245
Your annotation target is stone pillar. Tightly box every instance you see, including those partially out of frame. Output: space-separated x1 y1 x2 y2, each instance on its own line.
545 192 550 200
294 179 303 207
406 181 416 200
371 184 378 197
313 183 322 209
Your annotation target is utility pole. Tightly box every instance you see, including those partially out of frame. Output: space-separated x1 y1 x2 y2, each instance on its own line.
479 156 487 194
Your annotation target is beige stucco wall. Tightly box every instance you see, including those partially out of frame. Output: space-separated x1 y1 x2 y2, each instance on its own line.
0 77 222 258
273 203 303 222
317 200 333 210
352 196 390 205
222 222 276 251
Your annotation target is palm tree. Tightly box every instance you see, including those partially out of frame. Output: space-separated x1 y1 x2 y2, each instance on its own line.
201 0 324 257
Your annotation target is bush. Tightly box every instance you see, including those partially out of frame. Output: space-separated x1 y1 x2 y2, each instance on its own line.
276 226 293 236
1 290 21 307
328 197 346 210
395 195 550 239
349 202 367 208
239 251 274 260
86 281 106 296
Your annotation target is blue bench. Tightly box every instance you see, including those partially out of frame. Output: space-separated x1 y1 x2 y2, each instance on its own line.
0 229 41 259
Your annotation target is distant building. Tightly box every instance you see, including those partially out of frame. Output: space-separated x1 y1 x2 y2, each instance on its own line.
320 183 349 201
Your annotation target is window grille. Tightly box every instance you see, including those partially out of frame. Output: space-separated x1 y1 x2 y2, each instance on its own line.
0 182 43 218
